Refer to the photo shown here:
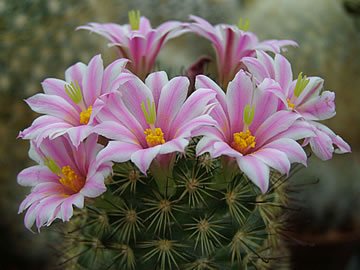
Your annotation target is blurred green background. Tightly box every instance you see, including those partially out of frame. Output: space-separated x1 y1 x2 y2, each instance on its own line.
1 0 359 269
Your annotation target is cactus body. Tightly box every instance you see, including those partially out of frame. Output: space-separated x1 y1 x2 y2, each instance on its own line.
60 141 290 270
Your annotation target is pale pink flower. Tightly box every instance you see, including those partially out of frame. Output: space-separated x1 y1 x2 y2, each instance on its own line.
18 55 133 147
77 12 187 80
17 135 112 231
93 72 217 192
187 15 297 88
194 71 314 193
242 51 351 160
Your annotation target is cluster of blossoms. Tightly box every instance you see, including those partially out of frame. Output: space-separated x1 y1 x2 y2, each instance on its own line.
17 12 350 231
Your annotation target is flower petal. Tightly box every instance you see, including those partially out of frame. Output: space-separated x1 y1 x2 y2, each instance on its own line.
101 58 129 94
81 172 107 198
42 78 81 111
195 74 228 115
64 62 87 93
82 54 104 107
213 141 242 159
262 138 308 166
17 166 58 186
118 77 154 129
237 155 270 194
254 110 300 147
297 91 336 121
92 121 139 144
61 193 84 222
226 70 252 134
67 125 94 148
274 54 293 93
250 148 290 175
157 76 189 137
25 94 79 125
131 145 161 175
145 71 169 108
168 88 217 139
159 137 189 155
96 141 142 165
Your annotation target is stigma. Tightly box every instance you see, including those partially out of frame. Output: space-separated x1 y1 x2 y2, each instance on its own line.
231 129 256 154
145 128 165 147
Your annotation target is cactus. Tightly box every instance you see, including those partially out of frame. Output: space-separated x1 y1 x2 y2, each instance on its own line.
58 141 292 270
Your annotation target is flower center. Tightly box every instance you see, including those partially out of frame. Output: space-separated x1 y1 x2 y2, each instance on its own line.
144 128 165 147
80 105 92 125
286 98 295 109
59 165 85 193
231 129 256 154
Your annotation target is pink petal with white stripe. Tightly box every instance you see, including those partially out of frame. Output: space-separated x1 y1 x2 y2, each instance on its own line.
81 172 107 198
118 77 154 129
251 148 290 175
195 75 227 114
237 155 270 194
82 54 104 107
263 138 308 166
145 71 169 108
274 54 293 93
42 78 80 111
297 91 336 121
96 141 141 165
157 77 189 137
213 141 243 159
65 62 87 93
17 166 58 186
131 145 162 175
196 137 220 156
254 110 300 148
168 89 217 138
100 58 129 94
159 138 189 155
226 71 252 133
93 121 139 144
61 193 84 222
25 94 79 125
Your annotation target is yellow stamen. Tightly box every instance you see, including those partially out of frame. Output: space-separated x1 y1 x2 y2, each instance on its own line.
286 98 295 109
231 129 256 154
144 128 165 147
59 165 85 193
80 106 93 125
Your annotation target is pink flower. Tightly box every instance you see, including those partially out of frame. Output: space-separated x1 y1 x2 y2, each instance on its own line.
242 51 351 160
77 11 187 80
187 15 297 88
18 55 133 147
17 134 112 232
194 71 314 193
93 72 217 193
